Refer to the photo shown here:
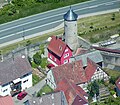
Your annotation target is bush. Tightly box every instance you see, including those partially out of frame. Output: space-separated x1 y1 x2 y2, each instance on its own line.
40 58 48 68
32 74 41 86
33 52 41 65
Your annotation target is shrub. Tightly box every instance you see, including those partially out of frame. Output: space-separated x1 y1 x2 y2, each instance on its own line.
32 74 41 86
33 52 41 65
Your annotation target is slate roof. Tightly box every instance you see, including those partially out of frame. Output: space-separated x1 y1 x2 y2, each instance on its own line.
52 58 99 85
71 50 103 67
52 60 87 85
55 78 88 105
116 77 120 90
48 36 68 57
28 91 67 105
0 96 14 105
64 7 78 21
0 56 32 85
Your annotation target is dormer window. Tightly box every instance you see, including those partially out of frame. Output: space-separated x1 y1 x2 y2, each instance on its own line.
59 46 62 51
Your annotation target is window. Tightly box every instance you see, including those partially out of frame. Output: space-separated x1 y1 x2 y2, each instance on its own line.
65 48 68 52
64 53 69 58
54 58 56 62
50 55 52 59
3 89 7 92
23 79 28 83
59 46 62 51
64 60 68 64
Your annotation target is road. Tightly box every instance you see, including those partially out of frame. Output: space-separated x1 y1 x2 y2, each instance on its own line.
0 0 120 46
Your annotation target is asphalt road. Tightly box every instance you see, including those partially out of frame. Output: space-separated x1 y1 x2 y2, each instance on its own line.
0 0 120 46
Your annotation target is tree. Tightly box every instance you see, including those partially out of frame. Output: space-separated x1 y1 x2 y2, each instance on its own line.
87 81 99 98
109 76 116 84
33 52 41 65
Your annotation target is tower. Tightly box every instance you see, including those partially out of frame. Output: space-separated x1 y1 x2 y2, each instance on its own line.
64 7 79 52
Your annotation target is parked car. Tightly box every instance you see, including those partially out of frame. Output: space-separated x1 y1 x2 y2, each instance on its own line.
17 91 27 100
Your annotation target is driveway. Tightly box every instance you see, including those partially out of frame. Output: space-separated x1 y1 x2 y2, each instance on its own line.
13 78 46 105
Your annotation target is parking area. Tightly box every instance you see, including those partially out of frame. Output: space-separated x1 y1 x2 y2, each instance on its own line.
13 78 46 105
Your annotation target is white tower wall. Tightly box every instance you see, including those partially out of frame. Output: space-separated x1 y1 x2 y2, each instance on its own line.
64 20 79 51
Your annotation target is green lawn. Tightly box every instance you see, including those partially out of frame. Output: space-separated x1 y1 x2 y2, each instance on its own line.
91 97 120 105
37 84 53 97
104 68 120 79
32 74 41 86
77 12 120 43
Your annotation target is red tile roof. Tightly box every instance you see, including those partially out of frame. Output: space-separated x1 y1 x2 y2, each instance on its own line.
55 78 88 105
85 58 97 81
52 57 99 85
72 95 88 105
0 96 14 105
116 77 120 90
48 36 68 57
52 60 87 85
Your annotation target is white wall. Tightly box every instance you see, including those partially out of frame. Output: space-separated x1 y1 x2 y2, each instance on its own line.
21 73 32 91
0 83 11 96
91 67 108 81
64 21 79 51
47 70 56 89
0 72 32 96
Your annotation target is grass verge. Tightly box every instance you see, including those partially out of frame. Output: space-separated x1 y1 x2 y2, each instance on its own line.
0 11 120 54
37 84 53 97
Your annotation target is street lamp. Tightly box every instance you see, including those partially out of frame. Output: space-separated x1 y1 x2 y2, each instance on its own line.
22 28 25 40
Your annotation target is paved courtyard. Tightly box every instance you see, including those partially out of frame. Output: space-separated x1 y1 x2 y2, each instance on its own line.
13 78 46 105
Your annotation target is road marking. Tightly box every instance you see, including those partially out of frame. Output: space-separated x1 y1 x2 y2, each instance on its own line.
0 20 63 40
105 3 114 6
0 0 119 33
0 0 98 27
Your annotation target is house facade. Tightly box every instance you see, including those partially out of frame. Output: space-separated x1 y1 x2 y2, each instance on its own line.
116 77 120 96
0 56 32 96
47 36 72 66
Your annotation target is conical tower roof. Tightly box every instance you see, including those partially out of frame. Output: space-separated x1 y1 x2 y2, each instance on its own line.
64 7 78 21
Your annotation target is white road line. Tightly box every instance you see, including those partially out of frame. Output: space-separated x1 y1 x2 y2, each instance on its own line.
0 19 63 40
0 0 119 33
0 0 97 27
105 3 114 6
